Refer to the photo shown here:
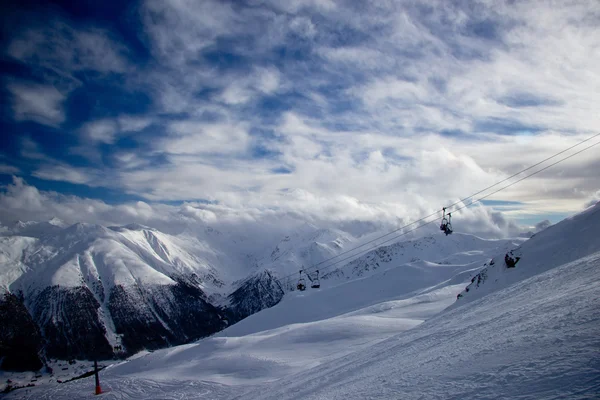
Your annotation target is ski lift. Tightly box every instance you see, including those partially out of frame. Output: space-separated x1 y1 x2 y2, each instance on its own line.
296 270 306 291
310 270 320 289
445 212 453 235
440 207 453 236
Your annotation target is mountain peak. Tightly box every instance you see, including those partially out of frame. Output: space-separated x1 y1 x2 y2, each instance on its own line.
108 223 154 232
48 217 67 227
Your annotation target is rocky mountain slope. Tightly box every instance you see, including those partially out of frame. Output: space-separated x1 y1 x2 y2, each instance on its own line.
0 217 524 371
0 222 230 368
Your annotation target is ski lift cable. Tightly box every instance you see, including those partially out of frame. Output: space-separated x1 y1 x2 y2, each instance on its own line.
279 137 600 285
283 138 600 287
300 137 600 279
280 132 600 282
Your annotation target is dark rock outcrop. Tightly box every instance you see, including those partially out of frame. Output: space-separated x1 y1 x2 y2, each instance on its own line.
31 286 113 360
227 270 285 324
108 281 226 356
0 292 43 371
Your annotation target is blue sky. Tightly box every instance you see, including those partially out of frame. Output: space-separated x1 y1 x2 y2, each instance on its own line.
1 0 599 234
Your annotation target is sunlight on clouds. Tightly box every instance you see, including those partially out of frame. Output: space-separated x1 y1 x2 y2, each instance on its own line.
2 0 599 230
7 82 66 126
164 122 250 155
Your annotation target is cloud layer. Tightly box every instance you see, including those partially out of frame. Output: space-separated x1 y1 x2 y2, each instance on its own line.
1 0 599 232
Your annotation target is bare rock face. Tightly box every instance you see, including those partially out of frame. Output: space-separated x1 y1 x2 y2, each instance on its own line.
108 281 226 355
227 270 285 325
0 292 43 371
31 286 113 360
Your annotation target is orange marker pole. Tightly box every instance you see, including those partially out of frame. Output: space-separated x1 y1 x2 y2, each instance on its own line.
94 359 102 395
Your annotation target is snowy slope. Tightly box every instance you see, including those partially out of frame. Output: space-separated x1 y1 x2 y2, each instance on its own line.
319 232 520 284
3 203 598 398
221 259 482 337
0 222 231 362
0 226 527 395
1 279 470 398
0 213 522 373
236 250 600 400
455 201 600 304
5 240 599 399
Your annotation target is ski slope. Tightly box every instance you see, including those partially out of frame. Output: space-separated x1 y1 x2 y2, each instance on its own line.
2 232 505 398
2 281 469 399
5 248 599 399
3 204 599 399
238 250 600 400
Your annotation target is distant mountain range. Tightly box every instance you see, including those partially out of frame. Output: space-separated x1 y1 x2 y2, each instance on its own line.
0 216 523 371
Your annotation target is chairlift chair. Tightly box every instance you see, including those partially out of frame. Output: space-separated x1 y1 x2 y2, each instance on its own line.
310 270 320 289
440 207 449 231
444 212 453 235
297 270 306 291
440 207 453 236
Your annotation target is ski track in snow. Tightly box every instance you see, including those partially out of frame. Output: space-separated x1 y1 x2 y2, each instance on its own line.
4 378 234 399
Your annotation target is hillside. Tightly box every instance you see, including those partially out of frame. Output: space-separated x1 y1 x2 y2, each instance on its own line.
2 204 597 398
455 201 600 304
0 222 231 366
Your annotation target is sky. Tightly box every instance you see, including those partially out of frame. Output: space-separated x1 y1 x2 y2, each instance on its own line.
0 0 599 238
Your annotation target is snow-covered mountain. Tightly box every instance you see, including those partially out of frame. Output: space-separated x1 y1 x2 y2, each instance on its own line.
0 215 527 374
257 223 355 288
0 222 233 369
3 203 595 399
2 202 598 397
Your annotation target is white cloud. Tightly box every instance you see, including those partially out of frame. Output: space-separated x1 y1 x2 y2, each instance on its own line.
255 67 281 94
0 178 527 241
6 82 66 126
73 116 155 161
218 84 253 105
164 121 250 155
141 0 237 66
7 20 128 74
112 152 151 170
118 116 154 132
289 16 317 39
32 165 99 185
81 119 119 144
584 190 600 209
0 164 20 175
4 0 599 234
217 67 282 105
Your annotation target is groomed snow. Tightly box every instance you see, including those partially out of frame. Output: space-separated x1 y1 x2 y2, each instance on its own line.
5 250 599 399
237 251 600 400
3 205 599 399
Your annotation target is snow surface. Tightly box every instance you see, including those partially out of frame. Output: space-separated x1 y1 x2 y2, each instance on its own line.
2 205 599 399
455 200 600 305
237 250 600 400
0 222 226 296
5 249 599 399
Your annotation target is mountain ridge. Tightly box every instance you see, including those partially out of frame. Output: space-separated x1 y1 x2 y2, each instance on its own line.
0 217 527 371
